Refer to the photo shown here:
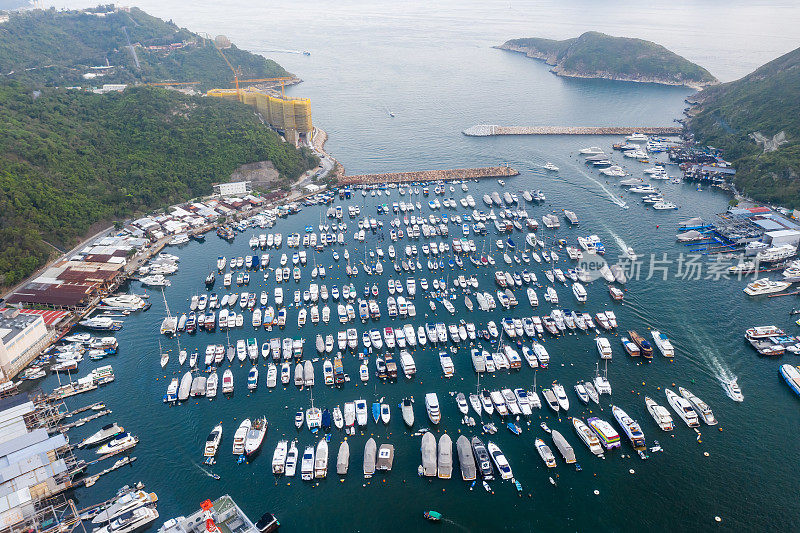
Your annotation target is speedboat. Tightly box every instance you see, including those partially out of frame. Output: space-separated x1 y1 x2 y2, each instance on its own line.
486 441 512 480
244 416 268 456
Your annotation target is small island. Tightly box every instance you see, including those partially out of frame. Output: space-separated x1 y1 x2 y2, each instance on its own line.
497 31 717 90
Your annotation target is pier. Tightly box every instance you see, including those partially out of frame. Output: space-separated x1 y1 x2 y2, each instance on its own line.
339 166 519 186
462 125 683 136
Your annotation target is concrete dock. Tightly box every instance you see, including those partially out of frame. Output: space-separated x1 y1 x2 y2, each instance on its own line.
339 166 519 185
463 125 683 136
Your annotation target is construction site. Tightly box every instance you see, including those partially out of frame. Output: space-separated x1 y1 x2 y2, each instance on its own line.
205 42 313 147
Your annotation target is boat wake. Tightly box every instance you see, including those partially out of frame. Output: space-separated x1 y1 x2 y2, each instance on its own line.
257 48 304 55
530 161 627 209
681 328 738 390
607 229 631 257
193 462 220 480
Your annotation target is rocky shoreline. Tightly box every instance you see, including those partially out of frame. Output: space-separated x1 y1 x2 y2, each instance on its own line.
495 42 715 91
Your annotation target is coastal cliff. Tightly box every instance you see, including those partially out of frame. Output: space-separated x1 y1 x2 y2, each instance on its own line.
497 32 717 90
688 46 800 208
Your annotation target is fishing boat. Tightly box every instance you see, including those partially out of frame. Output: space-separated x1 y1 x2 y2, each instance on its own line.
487 441 513 480
535 438 557 467
645 396 674 431
665 388 699 427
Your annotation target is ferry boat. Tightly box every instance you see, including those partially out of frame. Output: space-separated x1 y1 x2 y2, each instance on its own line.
645 396 674 431
628 330 653 357
780 364 800 397
587 417 620 450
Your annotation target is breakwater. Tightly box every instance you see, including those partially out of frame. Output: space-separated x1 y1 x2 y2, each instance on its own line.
339 166 518 185
463 124 683 136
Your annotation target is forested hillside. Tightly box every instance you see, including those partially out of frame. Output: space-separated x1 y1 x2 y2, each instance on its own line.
0 6 288 89
688 46 800 208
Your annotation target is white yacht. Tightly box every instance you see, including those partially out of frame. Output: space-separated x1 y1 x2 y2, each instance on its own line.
651 331 675 357
679 387 718 425
579 146 604 155
645 396 674 431
665 388 699 427
743 278 791 296
425 392 441 424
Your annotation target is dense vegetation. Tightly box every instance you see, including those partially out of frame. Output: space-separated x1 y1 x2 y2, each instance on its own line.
688 47 800 208
0 6 289 90
0 5 317 287
499 32 717 88
0 82 317 286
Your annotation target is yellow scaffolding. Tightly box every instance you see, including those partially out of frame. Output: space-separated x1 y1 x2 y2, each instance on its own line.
207 87 312 137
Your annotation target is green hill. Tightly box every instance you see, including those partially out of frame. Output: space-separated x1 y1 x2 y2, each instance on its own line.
498 32 717 89
0 6 289 90
0 7 317 287
688 47 800 208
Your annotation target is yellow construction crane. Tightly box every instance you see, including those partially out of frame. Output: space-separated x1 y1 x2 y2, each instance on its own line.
214 41 293 97
230 77 294 97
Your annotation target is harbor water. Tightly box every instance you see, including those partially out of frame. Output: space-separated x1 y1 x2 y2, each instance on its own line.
39 0 800 531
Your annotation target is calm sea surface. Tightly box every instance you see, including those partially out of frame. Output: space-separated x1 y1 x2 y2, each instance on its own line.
35 1 800 531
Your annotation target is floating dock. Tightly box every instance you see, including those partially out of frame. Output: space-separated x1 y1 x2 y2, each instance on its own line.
339 166 519 186
462 125 683 136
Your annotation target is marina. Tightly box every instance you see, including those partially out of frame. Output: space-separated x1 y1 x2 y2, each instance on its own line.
4 3 800 532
